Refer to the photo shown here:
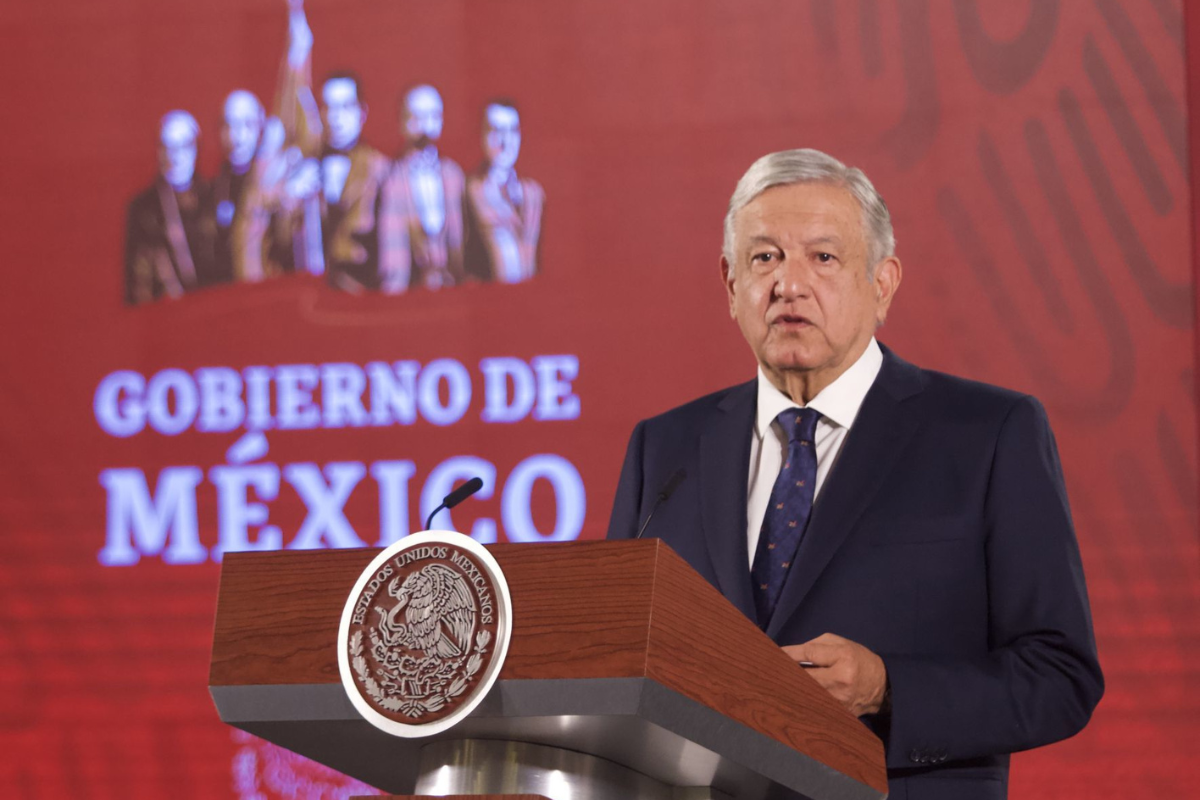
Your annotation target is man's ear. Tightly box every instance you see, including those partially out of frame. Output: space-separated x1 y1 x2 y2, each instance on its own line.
721 254 737 319
872 256 902 325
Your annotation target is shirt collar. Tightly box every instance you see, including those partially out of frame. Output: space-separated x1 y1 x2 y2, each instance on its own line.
754 337 883 439
407 145 440 167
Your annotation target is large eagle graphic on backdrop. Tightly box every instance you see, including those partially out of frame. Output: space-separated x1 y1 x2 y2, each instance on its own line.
380 564 476 659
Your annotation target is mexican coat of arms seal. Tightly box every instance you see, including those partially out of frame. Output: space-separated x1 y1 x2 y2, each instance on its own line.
337 530 512 737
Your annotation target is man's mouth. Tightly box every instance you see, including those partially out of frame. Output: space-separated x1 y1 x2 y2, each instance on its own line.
772 314 812 327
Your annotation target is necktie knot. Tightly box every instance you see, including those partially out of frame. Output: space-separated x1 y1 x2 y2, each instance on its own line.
776 407 821 444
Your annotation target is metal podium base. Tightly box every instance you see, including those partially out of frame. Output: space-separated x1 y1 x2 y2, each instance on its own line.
414 739 733 800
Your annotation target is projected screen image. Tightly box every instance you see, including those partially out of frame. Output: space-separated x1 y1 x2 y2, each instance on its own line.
1 0 1196 798
126 6 542 303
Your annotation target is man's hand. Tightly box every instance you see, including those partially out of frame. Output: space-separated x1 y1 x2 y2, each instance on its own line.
784 633 888 717
287 3 314 68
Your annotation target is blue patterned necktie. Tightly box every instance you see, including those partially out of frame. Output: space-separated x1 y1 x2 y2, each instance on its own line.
751 407 821 628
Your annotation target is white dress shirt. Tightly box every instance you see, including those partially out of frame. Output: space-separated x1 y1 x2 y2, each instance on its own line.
322 154 352 205
745 338 883 566
484 166 524 281
409 148 447 236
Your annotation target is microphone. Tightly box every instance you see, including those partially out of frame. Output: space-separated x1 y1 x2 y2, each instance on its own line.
425 477 485 530
635 469 687 540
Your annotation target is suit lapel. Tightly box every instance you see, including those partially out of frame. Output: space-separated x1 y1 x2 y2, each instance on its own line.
699 381 758 622
766 349 927 639
342 144 373 210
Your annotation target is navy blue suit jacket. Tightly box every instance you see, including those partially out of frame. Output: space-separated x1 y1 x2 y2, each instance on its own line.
606 346 1103 800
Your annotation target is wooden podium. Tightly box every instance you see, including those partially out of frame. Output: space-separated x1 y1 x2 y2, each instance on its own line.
210 539 886 800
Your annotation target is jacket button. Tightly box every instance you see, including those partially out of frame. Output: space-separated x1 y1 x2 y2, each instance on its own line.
909 749 924 763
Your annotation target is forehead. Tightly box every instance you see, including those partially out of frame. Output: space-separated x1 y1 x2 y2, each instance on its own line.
160 117 196 146
224 91 261 121
323 78 360 106
485 105 519 130
406 86 442 113
735 181 865 248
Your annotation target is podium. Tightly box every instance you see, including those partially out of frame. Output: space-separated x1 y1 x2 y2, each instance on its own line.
210 539 886 800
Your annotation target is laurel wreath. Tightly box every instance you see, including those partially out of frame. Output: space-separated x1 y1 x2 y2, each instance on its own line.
349 628 492 718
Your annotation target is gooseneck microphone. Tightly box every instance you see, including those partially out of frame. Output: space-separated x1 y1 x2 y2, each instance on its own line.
425 477 485 530
635 469 687 539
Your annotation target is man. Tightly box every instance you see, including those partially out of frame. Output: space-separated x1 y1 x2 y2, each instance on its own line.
314 71 391 292
607 149 1103 799
267 50 388 289
123 110 217 305
464 99 543 284
308 71 391 291
379 85 467 292
212 89 265 284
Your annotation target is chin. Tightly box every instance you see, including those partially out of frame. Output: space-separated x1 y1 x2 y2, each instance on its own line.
762 354 826 375
760 341 826 370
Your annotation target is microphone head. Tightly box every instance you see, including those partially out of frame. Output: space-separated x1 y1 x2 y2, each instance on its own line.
636 469 688 540
444 476 485 509
658 469 687 502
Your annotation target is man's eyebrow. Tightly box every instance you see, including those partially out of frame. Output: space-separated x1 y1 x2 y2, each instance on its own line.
803 235 843 247
744 235 780 247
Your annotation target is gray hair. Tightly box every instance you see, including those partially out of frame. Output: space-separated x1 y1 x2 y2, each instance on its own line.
722 148 895 272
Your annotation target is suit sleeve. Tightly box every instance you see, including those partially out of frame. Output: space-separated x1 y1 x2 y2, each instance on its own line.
124 197 158 306
606 420 647 541
274 9 321 157
123 199 142 306
880 395 1104 766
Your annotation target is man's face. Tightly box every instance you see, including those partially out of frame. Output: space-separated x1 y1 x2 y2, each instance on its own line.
322 78 365 151
722 181 900 392
404 86 443 147
483 104 520 170
158 115 198 189
222 91 263 170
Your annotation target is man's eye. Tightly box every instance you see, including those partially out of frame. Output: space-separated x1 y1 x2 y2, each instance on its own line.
751 253 775 264
815 252 835 263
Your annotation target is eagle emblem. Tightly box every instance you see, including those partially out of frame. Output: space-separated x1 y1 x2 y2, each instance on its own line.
339 532 511 736
344 539 503 726
379 563 476 659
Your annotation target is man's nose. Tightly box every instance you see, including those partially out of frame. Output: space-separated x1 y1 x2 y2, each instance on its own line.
773 257 812 298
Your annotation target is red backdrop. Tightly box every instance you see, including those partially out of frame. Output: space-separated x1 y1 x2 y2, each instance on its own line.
0 1 1197 797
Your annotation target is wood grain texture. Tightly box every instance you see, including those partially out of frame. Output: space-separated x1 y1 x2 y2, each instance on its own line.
210 541 657 686
211 548 377 685
645 543 887 794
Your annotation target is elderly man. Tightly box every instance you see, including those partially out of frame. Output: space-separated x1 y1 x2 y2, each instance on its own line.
212 89 265 284
379 85 467 292
123 110 217 304
464 99 543 284
264 46 390 288
607 149 1103 799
